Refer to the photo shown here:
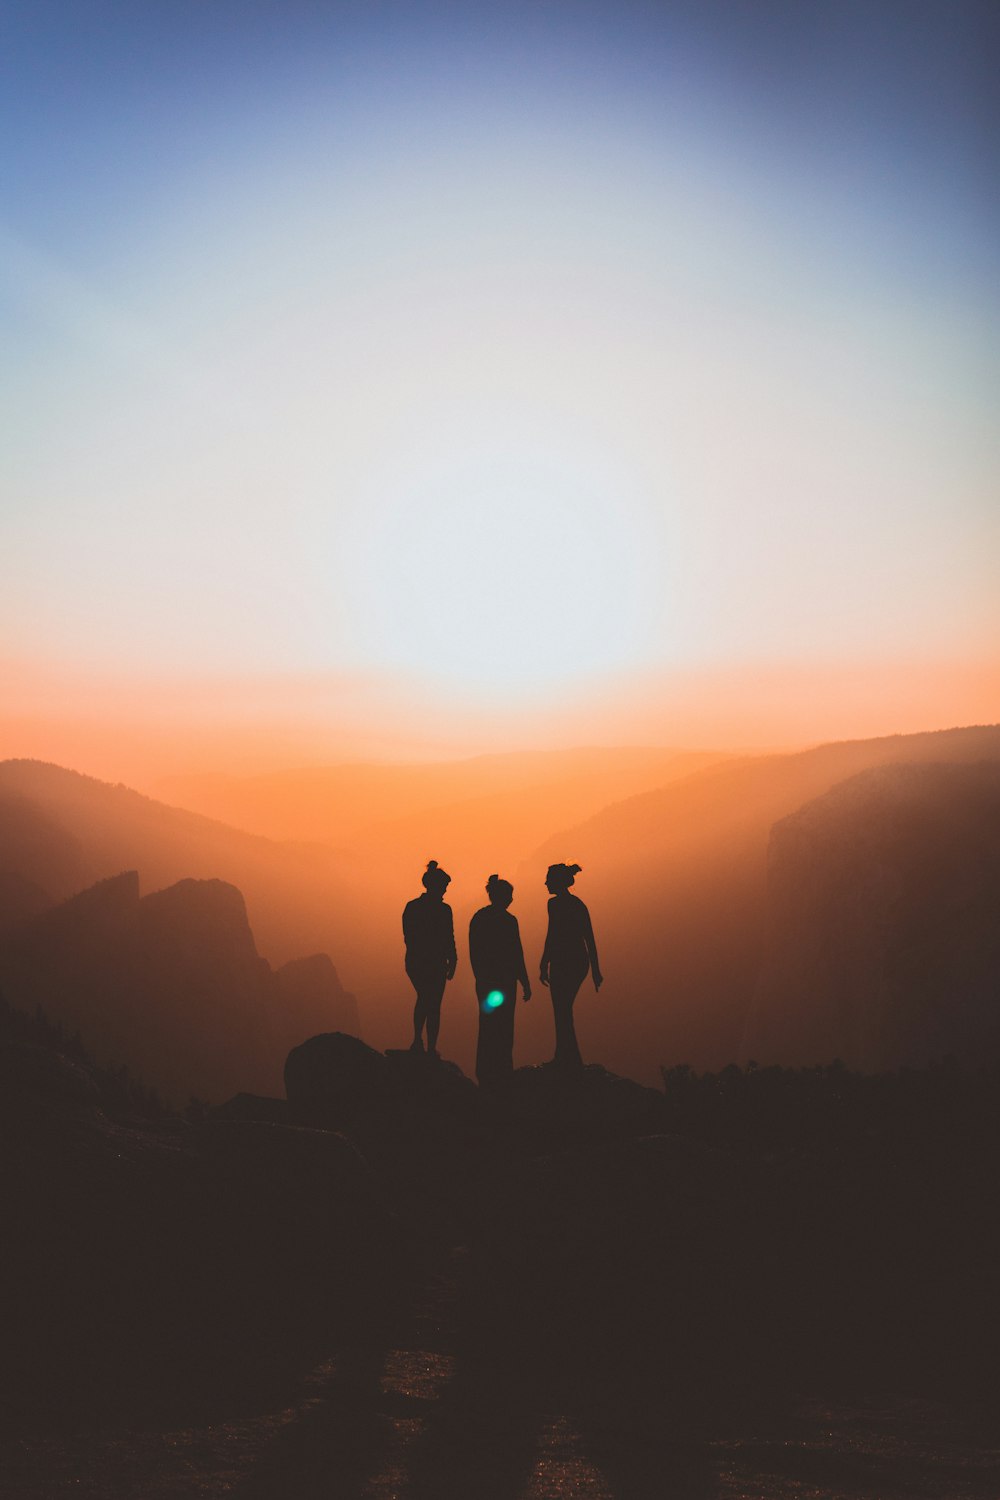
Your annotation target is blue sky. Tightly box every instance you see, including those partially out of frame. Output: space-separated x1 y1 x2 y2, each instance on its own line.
3 0 998 700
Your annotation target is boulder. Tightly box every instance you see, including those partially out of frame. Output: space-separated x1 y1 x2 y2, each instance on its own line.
284 1032 479 1186
285 1031 389 1118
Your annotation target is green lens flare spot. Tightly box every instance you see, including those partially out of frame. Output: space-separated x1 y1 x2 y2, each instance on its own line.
482 989 505 1011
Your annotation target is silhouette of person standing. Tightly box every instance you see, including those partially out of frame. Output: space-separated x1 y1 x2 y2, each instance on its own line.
539 862 602 1069
469 874 531 1086
403 860 457 1058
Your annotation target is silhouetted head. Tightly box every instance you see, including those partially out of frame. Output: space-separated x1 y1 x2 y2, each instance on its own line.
485 873 514 909
545 862 581 894
421 859 451 897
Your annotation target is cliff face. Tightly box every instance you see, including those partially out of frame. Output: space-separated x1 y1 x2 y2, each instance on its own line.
274 953 360 1047
747 762 1000 1070
0 873 359 1101
522 724 1000 1077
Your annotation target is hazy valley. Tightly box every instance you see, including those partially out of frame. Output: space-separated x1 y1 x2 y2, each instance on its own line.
2 722 999 1098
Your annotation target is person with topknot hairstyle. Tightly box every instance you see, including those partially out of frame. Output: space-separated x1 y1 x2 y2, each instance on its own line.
539 862 603 1068
402 860 457 1057
469 873 531 1085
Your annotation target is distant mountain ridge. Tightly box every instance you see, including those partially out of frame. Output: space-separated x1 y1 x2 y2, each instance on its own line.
153 746 727 862
0 757 355 965
3 726 999 1081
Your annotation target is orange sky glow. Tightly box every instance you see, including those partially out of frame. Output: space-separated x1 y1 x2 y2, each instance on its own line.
3 655 998 790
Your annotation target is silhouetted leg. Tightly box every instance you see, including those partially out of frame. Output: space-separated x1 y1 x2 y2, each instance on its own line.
498 990 516 1077
550 972 584 1068
423 975 446 1056
426 999 441 1055
476 981 516 1086
475 991 492 1085
408 969 446 1052
408 969 427 1049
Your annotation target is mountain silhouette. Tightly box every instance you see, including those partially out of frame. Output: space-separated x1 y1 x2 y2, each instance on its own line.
0 786 91 925
746 760 1000 1069
522 724 1000 1077
0 757 358 968
0 872 358 1100
5 729 1000 1083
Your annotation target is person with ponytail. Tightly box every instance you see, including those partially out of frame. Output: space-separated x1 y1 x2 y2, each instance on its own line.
469 874 531 1085
539 862 602 1068
402 860 457 1058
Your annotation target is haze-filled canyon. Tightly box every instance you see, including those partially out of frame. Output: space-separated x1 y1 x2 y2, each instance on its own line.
2 722 998 1102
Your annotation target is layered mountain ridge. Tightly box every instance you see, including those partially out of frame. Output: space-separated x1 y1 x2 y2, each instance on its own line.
0 870 357 1101
2 725 999 1084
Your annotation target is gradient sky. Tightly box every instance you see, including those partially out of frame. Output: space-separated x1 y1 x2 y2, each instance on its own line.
3 0 998 715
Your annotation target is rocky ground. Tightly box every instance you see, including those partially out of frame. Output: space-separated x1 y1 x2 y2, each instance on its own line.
5 1265 999 1499
3 1017 1000 1498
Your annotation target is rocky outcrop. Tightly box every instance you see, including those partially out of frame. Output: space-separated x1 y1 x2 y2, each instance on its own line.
0 872 361 1103
283 1034 680 1253
0 759 357 1006
285 1031 475 1130
284 1034 670 1149
746 761 1000 1069
0 871 141 1033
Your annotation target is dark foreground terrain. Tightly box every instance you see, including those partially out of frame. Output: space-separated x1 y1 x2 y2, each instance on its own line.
3 1006 1000 1498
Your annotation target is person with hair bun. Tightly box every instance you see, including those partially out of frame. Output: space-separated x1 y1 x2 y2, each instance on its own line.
540 862 603 1068
469 874 531 1085
402 860 457 1058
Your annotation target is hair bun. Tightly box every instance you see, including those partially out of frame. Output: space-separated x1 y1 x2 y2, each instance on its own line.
569 863 582 874
426 860 438 870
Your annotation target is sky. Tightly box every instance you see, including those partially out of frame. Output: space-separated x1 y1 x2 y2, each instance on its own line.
2 0 998 764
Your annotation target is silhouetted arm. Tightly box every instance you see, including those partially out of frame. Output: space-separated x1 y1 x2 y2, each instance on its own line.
512 916 531 1002
539 898 554 987
445 904 457 980
582 903 603 991
468 911 484 985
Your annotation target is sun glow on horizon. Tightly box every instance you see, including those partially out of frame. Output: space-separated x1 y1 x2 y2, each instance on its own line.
2 2 997 722
338 439 664 696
